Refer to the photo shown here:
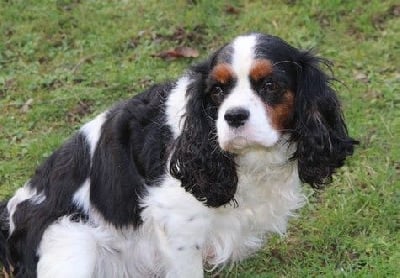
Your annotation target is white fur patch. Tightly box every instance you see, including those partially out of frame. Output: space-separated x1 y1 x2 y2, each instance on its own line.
37 217 98 278
80 112 107 158
72 179 91 215
165 76 190 138
7 182 45 234
142 179 211 278
37 216 164 278
231 35 257 79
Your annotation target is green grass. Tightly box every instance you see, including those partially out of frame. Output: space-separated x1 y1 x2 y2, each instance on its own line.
1 0 399 276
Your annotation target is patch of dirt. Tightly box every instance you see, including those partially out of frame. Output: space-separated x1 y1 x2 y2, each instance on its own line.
40 78 65 90
66 99 94 124
313 14 331 28
0 78 17 97
137 77 155 90
270 248 286 263
4 27 15 37
346 24 365 40
361 89 384 102
126 25 208 51
394 161 400 175
372 4 400 30
56 0 82 12
155 25 208 46
283 0 298 5
225 5 241 15
313 9 354 29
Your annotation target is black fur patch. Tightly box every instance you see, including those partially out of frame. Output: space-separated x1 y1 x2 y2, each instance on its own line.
9 133 91 277
90 83 173 227
170 60 238 207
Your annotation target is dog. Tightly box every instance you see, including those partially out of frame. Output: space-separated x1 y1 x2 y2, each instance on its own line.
0 33 357 277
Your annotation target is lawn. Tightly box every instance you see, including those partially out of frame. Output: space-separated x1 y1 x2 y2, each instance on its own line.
0 0 399 277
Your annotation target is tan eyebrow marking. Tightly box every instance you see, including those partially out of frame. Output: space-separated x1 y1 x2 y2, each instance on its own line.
211 63 234 84
250 59 273 81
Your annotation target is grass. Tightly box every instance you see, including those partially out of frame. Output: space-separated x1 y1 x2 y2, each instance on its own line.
1 0 399 276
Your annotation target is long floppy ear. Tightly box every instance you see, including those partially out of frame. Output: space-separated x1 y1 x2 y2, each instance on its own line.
90 111 145 227
169 57 238 207
291 51 358 187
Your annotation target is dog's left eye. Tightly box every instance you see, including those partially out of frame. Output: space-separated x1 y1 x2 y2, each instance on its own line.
262 79 280 92
210 86 224 103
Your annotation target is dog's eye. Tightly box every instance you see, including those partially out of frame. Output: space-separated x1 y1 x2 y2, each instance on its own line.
263 79 279 92
210 86 224 103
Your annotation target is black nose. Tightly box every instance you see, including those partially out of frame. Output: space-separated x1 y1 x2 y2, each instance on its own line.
224 108 250 128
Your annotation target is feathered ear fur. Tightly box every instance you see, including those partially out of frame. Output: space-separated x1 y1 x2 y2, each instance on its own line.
170 57 238 207
90 106 147 228
291 51 358 187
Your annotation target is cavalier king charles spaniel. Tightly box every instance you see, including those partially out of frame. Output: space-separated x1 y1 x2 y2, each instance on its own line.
0 33 357 277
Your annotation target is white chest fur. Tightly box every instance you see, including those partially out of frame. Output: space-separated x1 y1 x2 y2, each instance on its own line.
204 146 304 266
141 144 304 277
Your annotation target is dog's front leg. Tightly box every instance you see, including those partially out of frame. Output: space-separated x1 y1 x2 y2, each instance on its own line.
156 218 206 278
143 186 212 278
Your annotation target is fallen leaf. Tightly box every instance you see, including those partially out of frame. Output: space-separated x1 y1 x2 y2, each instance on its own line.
225 5 240 15
392 4 400 16
21 98 33 113
354 72 369 83
153 46 199 60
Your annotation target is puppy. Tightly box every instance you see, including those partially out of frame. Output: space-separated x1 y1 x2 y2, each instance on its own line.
0 33 357 277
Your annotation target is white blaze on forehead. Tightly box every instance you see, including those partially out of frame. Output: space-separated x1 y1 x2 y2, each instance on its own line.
231 35 257 78
222 34 258 107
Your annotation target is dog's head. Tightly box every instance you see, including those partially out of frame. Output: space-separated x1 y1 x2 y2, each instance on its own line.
170 33 357 207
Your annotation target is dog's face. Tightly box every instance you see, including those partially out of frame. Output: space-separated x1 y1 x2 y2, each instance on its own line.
206 34 297 153
171 33 357 207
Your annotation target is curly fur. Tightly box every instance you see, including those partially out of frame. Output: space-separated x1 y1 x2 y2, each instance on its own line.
291 51 358 187
170 61 238 207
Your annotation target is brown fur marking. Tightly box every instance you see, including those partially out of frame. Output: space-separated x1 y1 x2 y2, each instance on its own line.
250 59 273 81
267 91 294 130
211 63 234 84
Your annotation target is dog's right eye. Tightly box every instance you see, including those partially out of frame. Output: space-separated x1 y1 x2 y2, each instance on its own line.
262 78 280 93
210 86 224 103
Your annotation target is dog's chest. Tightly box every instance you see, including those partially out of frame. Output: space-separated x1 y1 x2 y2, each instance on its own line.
135 148 304 270
204 150 304 264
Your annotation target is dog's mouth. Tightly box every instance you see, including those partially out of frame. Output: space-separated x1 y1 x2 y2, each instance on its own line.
220 136 271 153
221 136 248 152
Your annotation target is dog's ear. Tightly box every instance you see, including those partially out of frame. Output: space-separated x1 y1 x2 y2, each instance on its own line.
90 108 147 227
291 51 358 187
170 56 238 207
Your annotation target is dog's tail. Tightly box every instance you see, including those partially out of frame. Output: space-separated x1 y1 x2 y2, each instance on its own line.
0 200 11 275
